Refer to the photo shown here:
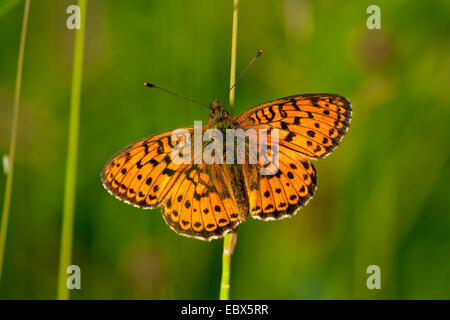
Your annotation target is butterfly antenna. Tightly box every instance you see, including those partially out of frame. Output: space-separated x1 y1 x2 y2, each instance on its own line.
144 82 210 109
220 50 263 104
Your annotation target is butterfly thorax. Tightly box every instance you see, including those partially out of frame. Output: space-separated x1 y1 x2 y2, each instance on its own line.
207 99 234 130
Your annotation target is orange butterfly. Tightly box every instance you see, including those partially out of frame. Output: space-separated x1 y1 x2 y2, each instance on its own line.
101 90 351 241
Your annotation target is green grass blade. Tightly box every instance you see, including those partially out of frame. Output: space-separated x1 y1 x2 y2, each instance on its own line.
57 0 87 300
228 0 239 116
0 0 30 283
219 0 239 300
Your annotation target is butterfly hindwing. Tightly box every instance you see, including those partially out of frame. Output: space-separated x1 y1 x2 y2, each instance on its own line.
242 145 317 221
162 163 241 240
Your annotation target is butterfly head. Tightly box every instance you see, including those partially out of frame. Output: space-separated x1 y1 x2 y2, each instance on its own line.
208 99 233 129
208 99 222 110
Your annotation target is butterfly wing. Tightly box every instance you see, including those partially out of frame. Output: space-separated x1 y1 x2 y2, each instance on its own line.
161 163 241 240
102 129 241 241
241 146 317 220
235 94 351 220
234 94 352 159
101 128 194 209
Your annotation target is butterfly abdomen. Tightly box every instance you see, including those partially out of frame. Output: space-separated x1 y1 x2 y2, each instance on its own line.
223 164 249 221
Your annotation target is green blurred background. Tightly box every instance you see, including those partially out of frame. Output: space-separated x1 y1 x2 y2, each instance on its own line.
0 0 449 299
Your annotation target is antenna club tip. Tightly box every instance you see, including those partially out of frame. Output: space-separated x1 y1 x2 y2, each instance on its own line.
257 50 263 57
144 82 154 87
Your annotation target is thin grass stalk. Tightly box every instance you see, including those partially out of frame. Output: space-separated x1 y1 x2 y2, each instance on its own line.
0 0 30 283
219 0 239 300
220 232 237 299
228 0 239 116
57 0 87 300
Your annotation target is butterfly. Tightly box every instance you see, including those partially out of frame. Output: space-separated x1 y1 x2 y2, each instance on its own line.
101 92 351 241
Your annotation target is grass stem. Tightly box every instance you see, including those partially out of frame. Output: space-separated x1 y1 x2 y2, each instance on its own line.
0 0 30 283
57 0 87 300
220 232 237 299
219 0 239 300
228 0 239 116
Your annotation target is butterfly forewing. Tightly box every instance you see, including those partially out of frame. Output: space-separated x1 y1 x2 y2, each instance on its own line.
101 128 193 209
235 94 352 159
